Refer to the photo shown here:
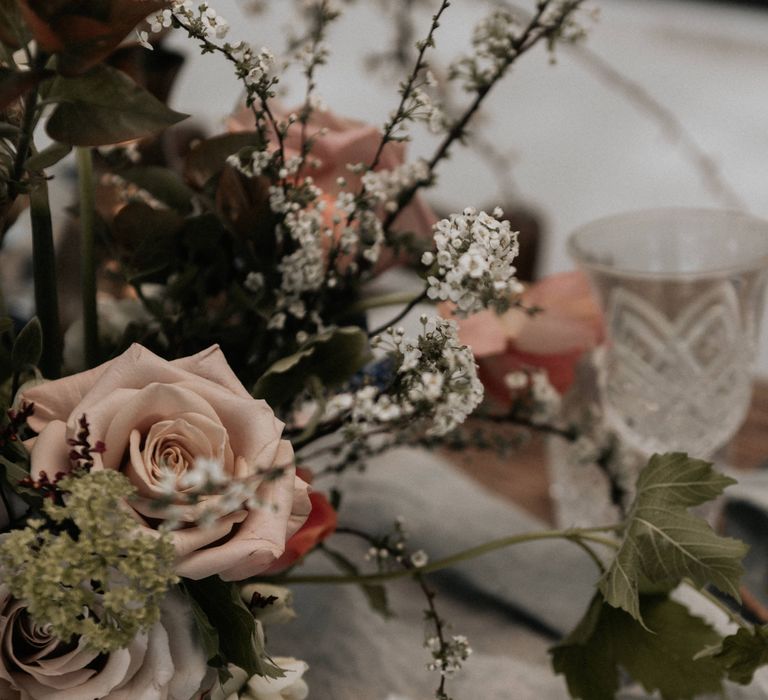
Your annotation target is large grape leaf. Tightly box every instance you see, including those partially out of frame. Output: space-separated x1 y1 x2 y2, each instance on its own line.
599 453 747 625
552 593 725 700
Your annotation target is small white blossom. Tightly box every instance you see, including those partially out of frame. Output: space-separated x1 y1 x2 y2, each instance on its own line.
529 371 562 424
424 207 523 317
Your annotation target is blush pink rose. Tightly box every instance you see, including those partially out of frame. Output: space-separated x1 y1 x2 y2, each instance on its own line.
20 344 311 581
446 271 604 403
0 587 212 700
227 105 437 267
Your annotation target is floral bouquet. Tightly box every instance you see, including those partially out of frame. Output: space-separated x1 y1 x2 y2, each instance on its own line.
0 1 766 699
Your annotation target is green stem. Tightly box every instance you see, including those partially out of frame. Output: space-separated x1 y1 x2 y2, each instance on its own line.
29 177 61 379
685 579 750 629
270 527 619 586
76 147 99 368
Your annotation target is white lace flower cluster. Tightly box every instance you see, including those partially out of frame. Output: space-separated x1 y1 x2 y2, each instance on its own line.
422 207 523 317
361 316 484 436
361 159 430 213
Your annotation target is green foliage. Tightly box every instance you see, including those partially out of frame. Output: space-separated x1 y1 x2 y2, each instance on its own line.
0 470 178 652
113 201 184 281
11 315 42 372
713 625 768 684
552 593 725 700
46 65 188 146
183 576 284 680
253 327 371 406
599 453 747 625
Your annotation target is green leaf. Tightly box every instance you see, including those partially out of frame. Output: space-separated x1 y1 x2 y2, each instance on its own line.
0 317 12 336
45 65 188 146
0 454 30 487
713 625 768 684
11 316 42 372
253 327 370 406
24 142 72 171
119 166 195 214
182 584 220 663
552 593 725 700
599 453 747 625
183 576 283 679
321 544 393 619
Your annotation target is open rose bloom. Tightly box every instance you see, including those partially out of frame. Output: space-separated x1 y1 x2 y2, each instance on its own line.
21 344 311 580
0 587 211 700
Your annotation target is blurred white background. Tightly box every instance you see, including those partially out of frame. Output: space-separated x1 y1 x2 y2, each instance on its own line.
163 0 768 371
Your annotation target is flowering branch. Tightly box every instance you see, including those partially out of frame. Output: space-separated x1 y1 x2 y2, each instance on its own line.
382 0 586 235
269 525 620 586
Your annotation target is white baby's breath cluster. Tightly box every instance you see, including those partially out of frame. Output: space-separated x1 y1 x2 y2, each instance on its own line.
369 316 483 436
450 8 519 91
426 633 473 678
422 207 523 317
361 159 430 213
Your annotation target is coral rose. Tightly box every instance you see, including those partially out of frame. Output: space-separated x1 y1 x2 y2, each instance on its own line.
20 344 311 581
0 587 211 700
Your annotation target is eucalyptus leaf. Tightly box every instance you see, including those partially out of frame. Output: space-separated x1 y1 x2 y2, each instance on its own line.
713 625 768 685
599 453 747 626
24 142 72 171
11 316 42 372
552 593 725 700
46 65 188 146
253 327 370 406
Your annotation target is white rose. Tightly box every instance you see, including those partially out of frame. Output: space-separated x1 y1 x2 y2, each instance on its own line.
210 659 309 700
0 586 212 700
